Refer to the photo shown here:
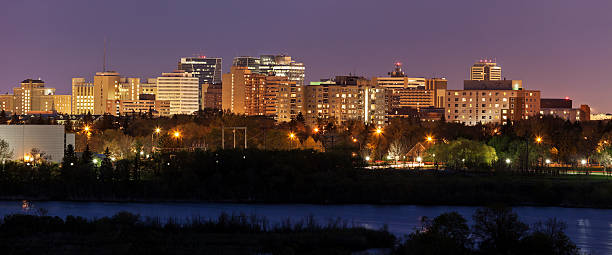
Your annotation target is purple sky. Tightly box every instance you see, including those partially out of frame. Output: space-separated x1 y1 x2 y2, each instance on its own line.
2 0 612 113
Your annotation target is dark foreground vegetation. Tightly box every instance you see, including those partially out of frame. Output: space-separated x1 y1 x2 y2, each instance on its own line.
2 149 612 207
0 211 394 255
0 207 578 255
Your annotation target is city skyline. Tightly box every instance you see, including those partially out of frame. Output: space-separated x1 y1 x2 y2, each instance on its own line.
2 0 612 113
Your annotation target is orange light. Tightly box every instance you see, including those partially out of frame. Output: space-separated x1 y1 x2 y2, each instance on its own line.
426 136 433 142
83 125 90 132
313 128 319 133
289 133 295 139
535 136 542 144
155 127 161 134
173 131 181 138
375 127 382 135
353 138 358 143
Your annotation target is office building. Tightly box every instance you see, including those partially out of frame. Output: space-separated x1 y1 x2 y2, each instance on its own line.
0 125 75 163
201 83 222 110
373 63 447 116
71 78 95 115
232 55 306 119
0 94 14 114
156 71 199 115
470 60 502 81
178 57 222 110
445 80 540 125
540 98 590 122
13 79 56 115
93 71 121 114
53 95 72 114
304 76 386 127
106 99 171 117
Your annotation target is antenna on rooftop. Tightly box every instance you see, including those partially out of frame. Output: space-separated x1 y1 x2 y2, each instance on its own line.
103 36 107 72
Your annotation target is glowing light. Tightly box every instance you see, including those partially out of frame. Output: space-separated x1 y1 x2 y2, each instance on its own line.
581 159 587 165
173 131 181 138
155 127 161 134
92 159 98 164
535 136 542 144
375 127 382 135
505 158 511 164
353 138 358 143
365 156 371 161
545 159 551 164
565 96 570 100
139 151 144 156
416 157 422 162
83 125 90 132
313 128 319 133
426 136 433 142
289 133 295 139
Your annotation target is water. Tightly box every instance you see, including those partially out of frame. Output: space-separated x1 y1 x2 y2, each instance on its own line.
0 201 609 254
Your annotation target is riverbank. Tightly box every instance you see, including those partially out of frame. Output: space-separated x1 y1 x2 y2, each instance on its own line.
3 170 612 208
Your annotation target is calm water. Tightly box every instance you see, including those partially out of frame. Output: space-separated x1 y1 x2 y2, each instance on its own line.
0 201 609 254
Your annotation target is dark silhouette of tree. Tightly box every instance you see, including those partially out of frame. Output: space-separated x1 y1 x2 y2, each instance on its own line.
99 147 113 183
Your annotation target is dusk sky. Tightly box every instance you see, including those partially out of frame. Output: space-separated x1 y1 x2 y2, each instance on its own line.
2 0 612 112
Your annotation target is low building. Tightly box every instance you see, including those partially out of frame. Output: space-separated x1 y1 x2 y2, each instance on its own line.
591 113 612 121
445 80 540 125
539 98 590 122
0 125 75 163
106 99 171 117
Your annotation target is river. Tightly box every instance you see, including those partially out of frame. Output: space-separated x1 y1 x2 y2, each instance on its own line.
0 201 609 254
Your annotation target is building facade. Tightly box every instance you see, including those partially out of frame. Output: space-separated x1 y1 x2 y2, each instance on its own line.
539 98 590 122
0 125 75 163
71 78 95 115
13 79 56 115
304 76 386 127
445 80 540 125
178 57 222 110
53 95 72 114
106 99 171 117
470 60 502 81
156 72 199 115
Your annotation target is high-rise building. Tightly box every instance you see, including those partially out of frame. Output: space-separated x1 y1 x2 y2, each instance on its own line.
304 76 386 127
93 72 121 115
373 63 447 115
139 78 157 97
470 60 502 81
232 55 306 119
156 71 199 115
178 57 222 110
201 83 222 110
13 79 55 115
71 78 95 115
445 80 540 125
106 99 171 117
53 95 72 114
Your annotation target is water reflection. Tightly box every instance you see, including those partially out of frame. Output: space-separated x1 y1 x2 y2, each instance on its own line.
0 201 610 254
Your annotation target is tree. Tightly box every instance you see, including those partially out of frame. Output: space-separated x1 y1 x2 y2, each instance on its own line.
396 212 472 255
520 218 579 255
472 206 528 254
61 144 78 182
99 147 114 183
428 138 497 170
0 138 13 164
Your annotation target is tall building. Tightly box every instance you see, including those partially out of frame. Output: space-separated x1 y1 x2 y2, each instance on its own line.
304 76 386 127
71 78 95 115
53 95 72 114
232 55 306 119
373 63 447 115
139 78 157 97
13 79 55 115
106 99 171 117
445 80 540 125
221 66 294 121
178 57 222 110
201 83 222 110
470 60 502 81
93 72 121 115
156 71 199 115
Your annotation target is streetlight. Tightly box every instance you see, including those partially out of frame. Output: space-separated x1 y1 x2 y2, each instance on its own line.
92 159 98 164
535 136 542 144
289 132 296 149
313 127 319 133
426 136 433 143
506 158 511 164
375 127 382 135
545 159 551 164
416 156 422 166
173 131 181 138
352 138 358 143
365 156 371 161
581 159 587 165
83 125 90 132
155 127 161 134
